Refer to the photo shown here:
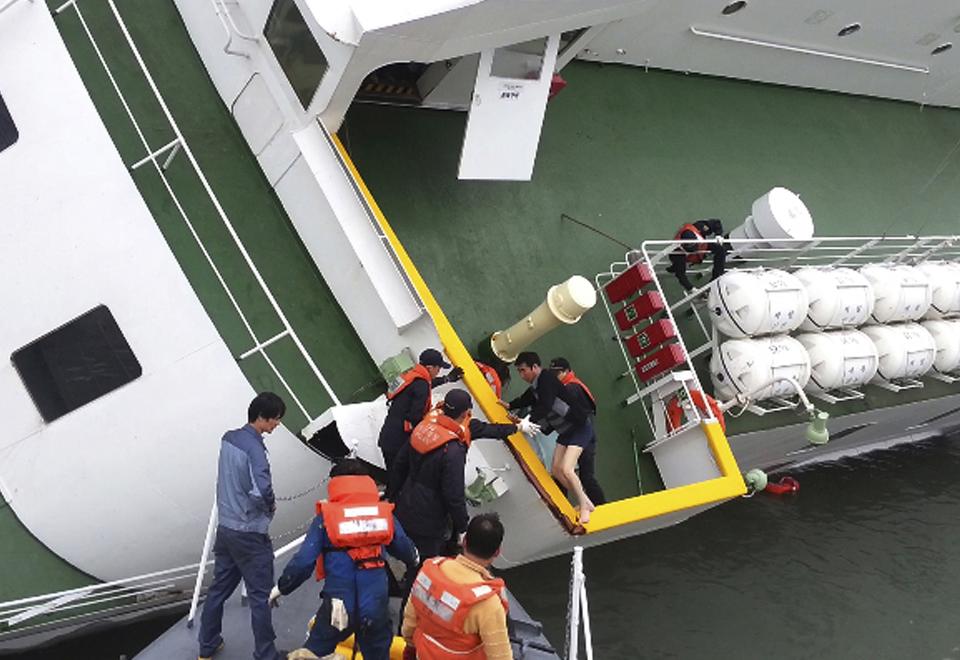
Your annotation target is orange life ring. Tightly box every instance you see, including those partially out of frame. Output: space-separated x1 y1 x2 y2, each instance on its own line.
666 390 725 432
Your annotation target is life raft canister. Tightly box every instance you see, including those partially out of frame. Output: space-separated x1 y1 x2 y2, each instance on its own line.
387 363 433 433
315 475 395 580
674 223 708 265
410 557 509 660
666 389 725 432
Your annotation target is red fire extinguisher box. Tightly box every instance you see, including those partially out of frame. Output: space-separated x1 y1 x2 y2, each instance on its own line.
604 262 653 304
615 291 664 331
624 319 676 358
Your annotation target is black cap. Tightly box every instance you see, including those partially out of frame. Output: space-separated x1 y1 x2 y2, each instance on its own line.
549 357 571 371
419 348 451 368
442 389 472 418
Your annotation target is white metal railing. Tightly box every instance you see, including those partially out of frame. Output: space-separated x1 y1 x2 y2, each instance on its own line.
0 562 204 633
564 546 593 660
0 0 31 17
209 0 257 58
634 233 960 419
53 0 342 422
596 254 719 442
186 498 308 627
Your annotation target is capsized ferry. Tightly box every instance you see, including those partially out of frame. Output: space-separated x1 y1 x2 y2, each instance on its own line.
2 0 960 648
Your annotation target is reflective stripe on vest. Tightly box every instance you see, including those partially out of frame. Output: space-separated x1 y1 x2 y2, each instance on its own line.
315 475 394 580
410 558 508 659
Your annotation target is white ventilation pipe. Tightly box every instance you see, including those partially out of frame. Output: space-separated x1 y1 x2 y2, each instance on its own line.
491 275 596 362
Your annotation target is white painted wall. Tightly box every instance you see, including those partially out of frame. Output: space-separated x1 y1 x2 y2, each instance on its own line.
0 3 328 581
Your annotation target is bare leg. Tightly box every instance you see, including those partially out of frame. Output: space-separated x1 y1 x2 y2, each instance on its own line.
553 444 595 524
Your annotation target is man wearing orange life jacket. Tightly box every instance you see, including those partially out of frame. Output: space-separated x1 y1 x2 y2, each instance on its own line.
402 513 512 660
549 358 606 506
379 348 464 474
475 360 510 399
389 389 533 560
667 218 729 292
270 459 418 660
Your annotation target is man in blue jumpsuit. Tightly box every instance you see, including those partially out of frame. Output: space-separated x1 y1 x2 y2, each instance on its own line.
271 459 418 659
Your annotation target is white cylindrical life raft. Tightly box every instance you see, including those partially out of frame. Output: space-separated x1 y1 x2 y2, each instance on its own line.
917 261 960 319
921 318 960 374
795 329 878 392
727 187 814 256
794 267 875 331
861 322 936 382
708 269 809 338
710 335 811 401
859 264 931 323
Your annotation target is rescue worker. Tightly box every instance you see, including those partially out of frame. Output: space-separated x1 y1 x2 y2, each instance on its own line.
667 218 729 292
269 458 419 660
401 513 512 660
500 352 596 524
548 357 606 506
475 360 510 399
379 348 463 474
390 389 537 560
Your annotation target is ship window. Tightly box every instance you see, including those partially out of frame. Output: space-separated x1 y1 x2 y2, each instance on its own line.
491 37 548 80
264 0 329 108
12 306 142 422
0 91 18 154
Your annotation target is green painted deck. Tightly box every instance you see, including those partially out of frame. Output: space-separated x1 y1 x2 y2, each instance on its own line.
340 61 960 500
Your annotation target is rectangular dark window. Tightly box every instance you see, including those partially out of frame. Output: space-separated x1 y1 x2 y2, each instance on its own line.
264 0 329 108
0 91 18 153
12 306 142 422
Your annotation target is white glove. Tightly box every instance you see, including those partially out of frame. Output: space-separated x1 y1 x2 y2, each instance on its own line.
330 597 349 631
268 585 281 608
517 416 540 438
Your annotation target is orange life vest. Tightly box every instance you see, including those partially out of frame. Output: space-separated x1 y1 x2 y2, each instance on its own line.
476 361 502 399
666 390 725 433
674 223 708 265
388 364 433 433
558 371 596 409
314 475 395 580
410 407 472 455
410 557 509 660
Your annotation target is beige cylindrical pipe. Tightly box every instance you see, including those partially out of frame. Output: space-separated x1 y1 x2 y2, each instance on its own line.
491 275 597 362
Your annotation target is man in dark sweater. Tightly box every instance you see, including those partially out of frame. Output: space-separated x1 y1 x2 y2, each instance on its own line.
378 348 463 475
390 389 528 559
502 351 597 524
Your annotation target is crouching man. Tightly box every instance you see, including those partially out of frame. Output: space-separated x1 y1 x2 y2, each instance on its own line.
271 459 419 659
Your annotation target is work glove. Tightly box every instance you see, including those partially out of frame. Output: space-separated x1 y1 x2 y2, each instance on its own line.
446 366 464 383
402 644 417 660
268 585 282 608
517 416 541 438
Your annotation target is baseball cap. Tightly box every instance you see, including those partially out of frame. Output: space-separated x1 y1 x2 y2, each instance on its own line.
548 357 571 371
419 348 451 368
442 389 472 417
